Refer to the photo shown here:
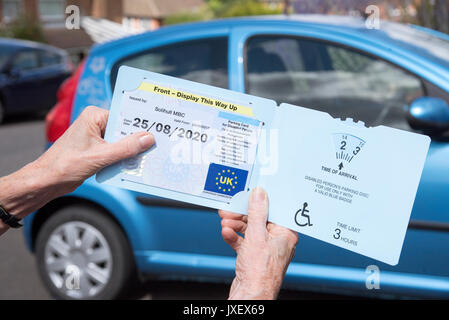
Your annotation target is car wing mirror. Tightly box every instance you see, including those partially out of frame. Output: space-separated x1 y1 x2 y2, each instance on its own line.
406 97 449 134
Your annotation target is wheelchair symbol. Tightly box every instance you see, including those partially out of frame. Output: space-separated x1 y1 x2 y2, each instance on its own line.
294 202 313 227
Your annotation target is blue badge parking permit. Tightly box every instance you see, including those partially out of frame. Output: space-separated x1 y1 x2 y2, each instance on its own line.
98 66 264 205
98 66 430 266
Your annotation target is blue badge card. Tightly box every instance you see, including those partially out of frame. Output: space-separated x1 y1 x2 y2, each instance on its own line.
97 66 430 265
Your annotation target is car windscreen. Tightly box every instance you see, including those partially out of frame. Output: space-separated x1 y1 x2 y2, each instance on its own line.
382 22 449 71
0 45 17 69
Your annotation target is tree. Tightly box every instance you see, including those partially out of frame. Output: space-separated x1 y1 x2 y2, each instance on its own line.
164 0 282 25
413 0 449 34
0 15 45 42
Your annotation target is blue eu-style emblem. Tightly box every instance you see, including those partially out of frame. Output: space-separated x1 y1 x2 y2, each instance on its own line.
204 163 248 196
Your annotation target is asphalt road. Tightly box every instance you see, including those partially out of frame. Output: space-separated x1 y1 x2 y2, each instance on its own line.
0 115 344 300
0 116 50 300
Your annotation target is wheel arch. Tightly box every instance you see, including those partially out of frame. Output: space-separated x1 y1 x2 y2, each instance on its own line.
0 89 7 110
30 196 130 253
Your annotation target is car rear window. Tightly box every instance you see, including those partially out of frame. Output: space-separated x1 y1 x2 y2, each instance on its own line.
110 37 228 90
40 50 62 67
12 50 40 71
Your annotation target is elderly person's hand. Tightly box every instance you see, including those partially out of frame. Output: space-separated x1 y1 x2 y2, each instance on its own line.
38 106 154 195
0 106 154 234
219 187 298 300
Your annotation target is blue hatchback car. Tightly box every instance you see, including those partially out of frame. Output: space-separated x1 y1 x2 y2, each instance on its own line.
24 15 449 299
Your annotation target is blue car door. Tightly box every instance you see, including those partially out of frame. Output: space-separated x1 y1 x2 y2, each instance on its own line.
107 35 236 257
237 28 449 283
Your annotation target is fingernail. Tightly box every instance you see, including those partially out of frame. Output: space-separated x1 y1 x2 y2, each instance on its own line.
251 187 267 203
139 133 154 149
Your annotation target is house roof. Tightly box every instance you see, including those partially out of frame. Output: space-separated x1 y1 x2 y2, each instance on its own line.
123 0 204 19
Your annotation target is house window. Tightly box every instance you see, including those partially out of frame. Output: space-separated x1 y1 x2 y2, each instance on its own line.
38 0 65 21
2 0 22 22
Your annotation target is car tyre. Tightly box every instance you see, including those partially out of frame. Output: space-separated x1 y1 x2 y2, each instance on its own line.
0 99 4 124
36 205 137 300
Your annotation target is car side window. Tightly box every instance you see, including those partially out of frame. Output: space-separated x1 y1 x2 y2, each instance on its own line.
40 50 62 67
111 37 228 89
245 36 424 130
12 50 40 72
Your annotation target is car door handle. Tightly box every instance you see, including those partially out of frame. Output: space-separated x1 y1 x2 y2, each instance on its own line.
136 196 212 211
408 220 449 232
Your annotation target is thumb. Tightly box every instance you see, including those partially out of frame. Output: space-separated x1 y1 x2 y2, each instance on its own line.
100 132 155 166
246 187 269 237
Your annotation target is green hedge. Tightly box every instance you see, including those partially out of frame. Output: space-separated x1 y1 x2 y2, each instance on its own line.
0 15 45 43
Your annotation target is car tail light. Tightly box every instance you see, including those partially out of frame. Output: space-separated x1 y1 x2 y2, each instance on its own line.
65 59 75 73
46 60 85 143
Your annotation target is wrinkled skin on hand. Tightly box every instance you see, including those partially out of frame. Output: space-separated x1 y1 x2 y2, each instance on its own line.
37 106 155 195
219 187 298 300
0 106 155 234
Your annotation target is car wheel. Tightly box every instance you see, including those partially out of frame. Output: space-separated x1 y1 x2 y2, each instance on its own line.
36 205 137 300
0 99 4 124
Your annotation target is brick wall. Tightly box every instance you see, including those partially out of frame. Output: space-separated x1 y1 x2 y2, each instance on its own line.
92 0 123 23
67 0 93 16
24 0 38 19
0 0 94 23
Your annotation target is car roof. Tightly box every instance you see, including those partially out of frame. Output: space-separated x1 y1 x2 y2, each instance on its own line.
92 14 449 71
0 37 66 55
94 15 369 50
90 14 417 50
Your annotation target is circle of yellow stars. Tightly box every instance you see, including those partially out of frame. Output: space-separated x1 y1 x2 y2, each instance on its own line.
216 169 237 192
